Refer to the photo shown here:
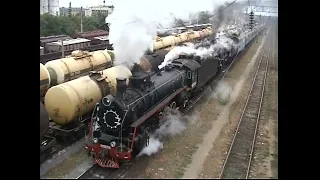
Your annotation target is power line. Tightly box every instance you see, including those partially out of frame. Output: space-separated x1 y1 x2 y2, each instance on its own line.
107 0 237 29
170 0 237 29
253 0 262 10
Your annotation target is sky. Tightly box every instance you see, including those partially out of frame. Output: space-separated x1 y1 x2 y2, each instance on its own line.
59 0 277 18
59 0 226 11
59 0 277 8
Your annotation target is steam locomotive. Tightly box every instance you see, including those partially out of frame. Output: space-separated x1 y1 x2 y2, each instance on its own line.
40 29 215 163
85 23 266 168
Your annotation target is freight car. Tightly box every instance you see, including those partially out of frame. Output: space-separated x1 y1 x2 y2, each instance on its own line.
72 30 108 40
85 23 265 168
45 38 91 53
40 35 72 53
91 36 109 45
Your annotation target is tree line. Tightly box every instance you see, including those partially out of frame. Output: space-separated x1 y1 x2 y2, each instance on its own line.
40 11 212 37
40 13 108 36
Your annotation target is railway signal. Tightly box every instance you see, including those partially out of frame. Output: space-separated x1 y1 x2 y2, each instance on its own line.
68 2 72 17
249 11 254 30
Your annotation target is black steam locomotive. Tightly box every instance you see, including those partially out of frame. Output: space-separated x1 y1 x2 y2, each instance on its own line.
85 24 265 168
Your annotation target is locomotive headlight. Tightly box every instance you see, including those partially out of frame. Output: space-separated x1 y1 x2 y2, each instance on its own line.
93 138 98 143
110 141 116 147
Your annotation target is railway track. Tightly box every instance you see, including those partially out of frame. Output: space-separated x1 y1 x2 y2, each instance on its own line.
219 48 269 179
77 161 134 179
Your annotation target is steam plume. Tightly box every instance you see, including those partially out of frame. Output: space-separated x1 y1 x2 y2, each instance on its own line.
158 23 245 69
108 0 158 69
138 109 197 156
213 81 232 105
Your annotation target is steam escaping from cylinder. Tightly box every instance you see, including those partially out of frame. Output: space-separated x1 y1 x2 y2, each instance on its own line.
213 81 232 105
137 109 197 156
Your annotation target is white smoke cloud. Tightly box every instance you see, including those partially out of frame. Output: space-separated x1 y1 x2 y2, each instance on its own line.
108 0 159 69
157 20 258 70
213 81 232 105
107 0 236 69
137 109 196 157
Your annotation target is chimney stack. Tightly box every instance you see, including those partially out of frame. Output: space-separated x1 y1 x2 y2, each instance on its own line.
116 77 127 97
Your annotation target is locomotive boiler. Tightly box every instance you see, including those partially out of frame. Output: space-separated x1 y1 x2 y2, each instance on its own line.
85 23 265 168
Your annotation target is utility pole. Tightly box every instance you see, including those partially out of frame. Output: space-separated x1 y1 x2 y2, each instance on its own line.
80 7 83 33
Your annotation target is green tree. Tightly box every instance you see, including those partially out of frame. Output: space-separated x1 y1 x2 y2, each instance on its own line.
40 13 109 36
197 11 212 24
173 18 186 27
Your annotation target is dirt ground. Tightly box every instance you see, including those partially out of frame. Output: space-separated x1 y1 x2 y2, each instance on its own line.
123 22 278 179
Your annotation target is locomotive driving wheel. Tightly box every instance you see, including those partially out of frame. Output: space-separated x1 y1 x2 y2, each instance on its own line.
164 106 170 114
170 101 177 109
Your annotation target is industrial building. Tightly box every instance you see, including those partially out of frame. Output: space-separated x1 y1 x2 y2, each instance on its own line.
40 0 59 16
84 5 114 17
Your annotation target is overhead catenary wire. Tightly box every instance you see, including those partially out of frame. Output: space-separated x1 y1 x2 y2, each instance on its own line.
170 0 237 29
110 0 237 29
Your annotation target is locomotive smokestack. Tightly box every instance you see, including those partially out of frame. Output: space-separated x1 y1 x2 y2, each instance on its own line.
116 77 127 97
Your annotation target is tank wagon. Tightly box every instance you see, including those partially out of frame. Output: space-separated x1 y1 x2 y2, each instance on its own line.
40 63 51 98
40 101 56 163
45 50 113 86
85 23 265 168
40 50 114 99
150 28 213 52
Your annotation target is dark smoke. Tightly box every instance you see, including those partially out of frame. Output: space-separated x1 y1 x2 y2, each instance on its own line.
210 2 245 41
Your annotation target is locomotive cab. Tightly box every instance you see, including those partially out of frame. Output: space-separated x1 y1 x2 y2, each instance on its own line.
171 58 200 90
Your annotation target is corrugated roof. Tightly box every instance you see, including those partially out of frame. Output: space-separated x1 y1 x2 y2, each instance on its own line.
49 38 91 46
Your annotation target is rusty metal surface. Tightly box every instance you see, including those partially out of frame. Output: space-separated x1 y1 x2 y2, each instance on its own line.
40 101 50 143
73 30 109 40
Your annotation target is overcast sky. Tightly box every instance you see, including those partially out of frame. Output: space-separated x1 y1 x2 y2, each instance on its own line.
59 0 277 7
59 0 277 18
